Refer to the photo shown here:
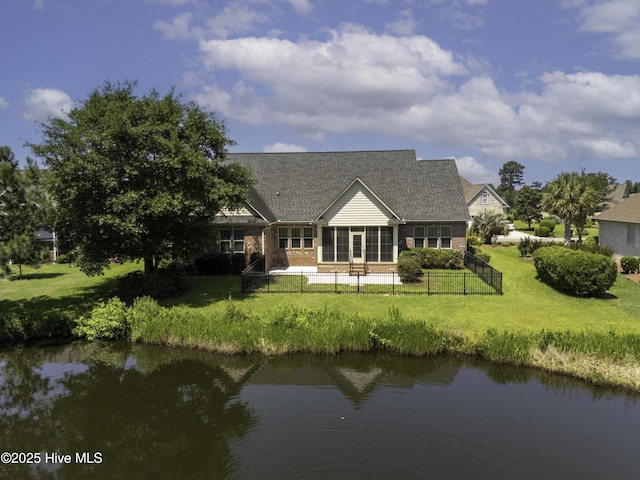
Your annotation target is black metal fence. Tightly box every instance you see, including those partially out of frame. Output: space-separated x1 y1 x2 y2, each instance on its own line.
464 252 503 295
242 253 502 295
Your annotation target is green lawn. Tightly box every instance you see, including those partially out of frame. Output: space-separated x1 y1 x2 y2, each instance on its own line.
514 220 598 239
164 246 640 335
0 261 140 317
3 248 639 337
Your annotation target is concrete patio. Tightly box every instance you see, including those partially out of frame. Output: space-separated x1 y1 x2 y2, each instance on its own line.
267 266 403 285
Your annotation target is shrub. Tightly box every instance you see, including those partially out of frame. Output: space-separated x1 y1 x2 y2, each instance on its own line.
518 237 551 257
567 242 613 258
193 253 246 275
55 252 76 264
539 219 556 233
73 297 130 341
532 246 617 297
0 306 72 344
116 270 187 305
466 234 481 247
400 248 463 269
230 253 246 274
475 252 491 263
534 226 550 237
620 256 640 274
128 296 165 343
397 256 422 283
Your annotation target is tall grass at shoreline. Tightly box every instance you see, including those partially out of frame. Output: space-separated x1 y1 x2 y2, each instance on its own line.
71 296 640 391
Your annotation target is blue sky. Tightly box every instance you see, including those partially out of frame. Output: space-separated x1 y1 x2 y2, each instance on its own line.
2 0 639 186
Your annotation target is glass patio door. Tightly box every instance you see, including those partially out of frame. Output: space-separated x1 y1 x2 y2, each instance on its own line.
350 228 364 264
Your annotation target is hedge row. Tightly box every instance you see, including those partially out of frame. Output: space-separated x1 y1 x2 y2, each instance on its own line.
532 246 617 297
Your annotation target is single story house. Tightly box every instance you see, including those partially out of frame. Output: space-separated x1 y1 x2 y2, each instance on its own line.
597 193 640 257
460 177 508 226
214 150 469 273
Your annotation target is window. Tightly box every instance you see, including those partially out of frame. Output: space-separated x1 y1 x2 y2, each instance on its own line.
219 229 231 253
303 227 314 248
380 227 393 261
291 227 301 248
322 227 334 261
481 192 489 204
336 227 349 262
366 227 379 262
440 226 452 249
234 229 244 253
278 227 289 248
217 228 244 253
427 226 439 248
321 226 395 262
414 226 425 248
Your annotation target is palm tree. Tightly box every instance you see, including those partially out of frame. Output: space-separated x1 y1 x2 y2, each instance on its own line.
472 210 508 245
542 172 598 244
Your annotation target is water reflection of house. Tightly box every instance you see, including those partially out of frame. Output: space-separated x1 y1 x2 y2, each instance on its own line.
248 359 462 407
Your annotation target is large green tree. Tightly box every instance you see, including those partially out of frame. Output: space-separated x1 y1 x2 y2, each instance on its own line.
0 146 48 276
30 81 252 275
498 161 525 206
542 171 602 244
513 185 542 230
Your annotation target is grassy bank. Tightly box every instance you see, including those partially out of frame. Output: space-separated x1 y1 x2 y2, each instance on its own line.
73 296 640 391
2 248 640 391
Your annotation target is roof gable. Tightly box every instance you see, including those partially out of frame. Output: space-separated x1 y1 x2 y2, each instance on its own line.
460 177 508 207
318 178 399 225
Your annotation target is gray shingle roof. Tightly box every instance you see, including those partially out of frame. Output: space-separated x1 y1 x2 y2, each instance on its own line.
597 193 640 224
225 150 468 223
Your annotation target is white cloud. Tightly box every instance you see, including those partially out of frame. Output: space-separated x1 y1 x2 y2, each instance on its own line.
455 156 497 184
154 12 196 40
155 4 270 40
197 25 470 141
187 21 640 165
286 0 313 16
386 9 418 36
570 138 637 158
22 88 73 122
0 97 9 109
571 0 640 59
146 0 196 5
205 4 270 39
262 142 309 153
432 0 486 30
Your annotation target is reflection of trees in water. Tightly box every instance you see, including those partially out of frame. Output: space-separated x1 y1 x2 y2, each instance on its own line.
1 342 637 479
0 343 259 480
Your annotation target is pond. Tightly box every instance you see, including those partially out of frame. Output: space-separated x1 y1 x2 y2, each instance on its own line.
1 341 639 479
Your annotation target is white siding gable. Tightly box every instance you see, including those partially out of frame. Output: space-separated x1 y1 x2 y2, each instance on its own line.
322 181 394 226
220 206 253 216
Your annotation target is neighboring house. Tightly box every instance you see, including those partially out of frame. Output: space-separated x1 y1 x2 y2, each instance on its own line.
460 177 508 225
596 183 630 214
36 229 58 262
213 150 469 273
609 183 630 207
597 194 640 257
